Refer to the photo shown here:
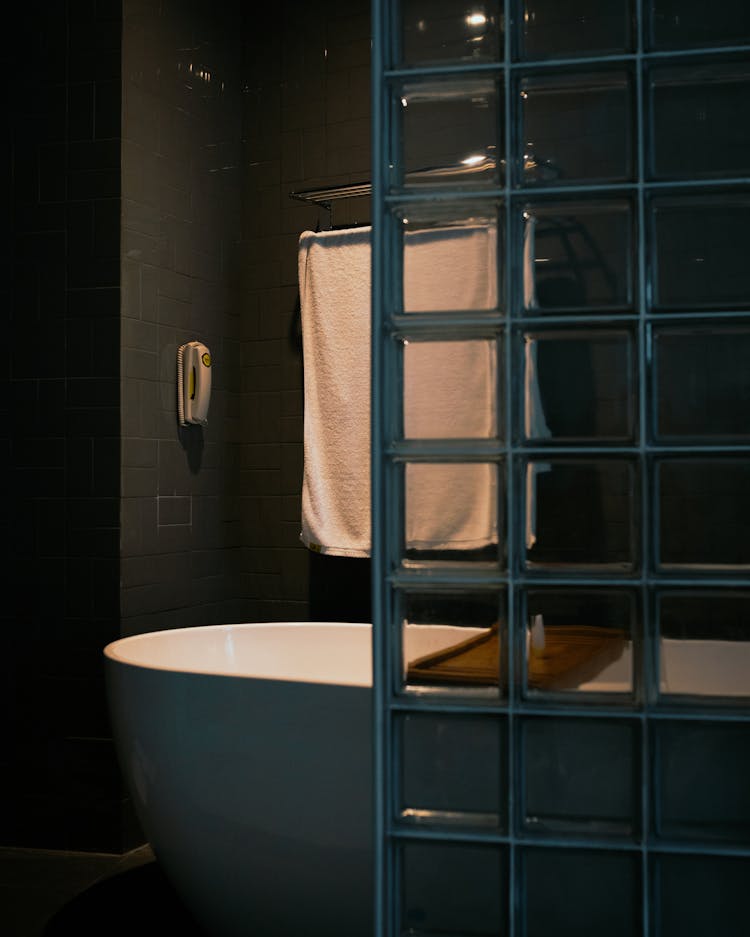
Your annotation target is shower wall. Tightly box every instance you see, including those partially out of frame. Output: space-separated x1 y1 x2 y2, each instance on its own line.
120 0 245 636
2 0 371 852
121 0 374 634
240 0 372 624
3 1 125 851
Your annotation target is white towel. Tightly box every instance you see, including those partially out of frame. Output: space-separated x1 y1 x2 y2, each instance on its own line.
404 223 498 311
299 227 372 557
298 224 499 558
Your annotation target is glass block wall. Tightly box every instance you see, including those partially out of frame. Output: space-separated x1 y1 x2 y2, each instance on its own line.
370 3 750 936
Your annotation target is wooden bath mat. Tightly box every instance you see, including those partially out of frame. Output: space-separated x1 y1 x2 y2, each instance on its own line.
406 624 626 691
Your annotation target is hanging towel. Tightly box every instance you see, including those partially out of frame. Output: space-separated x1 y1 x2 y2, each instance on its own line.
298 224 499 558
298 227 372 557
404 223 498 312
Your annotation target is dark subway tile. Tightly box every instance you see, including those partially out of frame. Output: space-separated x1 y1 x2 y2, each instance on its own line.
64 405 119 438
68 82 95 140
38 143 67 202
67 254 120 289
14 201 67 234
66 285 120 318
94 79 122 139
66 377 119 408
68 165 120 201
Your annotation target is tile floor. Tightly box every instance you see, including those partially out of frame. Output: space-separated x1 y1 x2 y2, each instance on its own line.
0 843 208 936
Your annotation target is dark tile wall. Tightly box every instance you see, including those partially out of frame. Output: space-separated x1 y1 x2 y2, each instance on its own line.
120 0 246 636
1 0 372 854
240 0 373 624
2 1 127 851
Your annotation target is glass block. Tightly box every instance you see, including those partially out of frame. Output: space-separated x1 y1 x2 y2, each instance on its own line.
399 0 502 67
522 717 639 836
401 841 506 937
523 459 637 571
654 853 750 937
656 458 750 570
653 325 750 441
523 848 639 937
403 462 502 567
401 589 505 698
523 589 634 696
517 70 633 186
403 338 499 440
398 712 505 827
519 328 635 443
516 0 633 61
649 60 750 180
653 721 750 843
649 194 750 311
520 200 634 313
395 201 502 314
650 1 750 52
395 77 501 190
658 591 750 699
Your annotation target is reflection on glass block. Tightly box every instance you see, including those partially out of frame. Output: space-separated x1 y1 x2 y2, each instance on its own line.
653 325 750 441
395 77 501 189
657 459 750 570
521 201 633 312
522 717 638 835
403 338 499 440
400 0 501 66
650 194 750 310
399 713 504 827
401 841 506 937
518 0 633 61
401 590 504 698
404 462 502 566
649 0 750 50
521 329 635 442
654 722 750 843
524 589 634 696
518 71 633 185
658 592 750 699
524 848 639 937
649 60 750 179
523 459 637 571
395 202 501 313
654 854 750 937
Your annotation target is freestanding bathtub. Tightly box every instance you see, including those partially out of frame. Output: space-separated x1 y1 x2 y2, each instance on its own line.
104 622 375 937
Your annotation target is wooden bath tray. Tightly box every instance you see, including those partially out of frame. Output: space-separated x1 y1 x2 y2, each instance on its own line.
407 626 501 687
406 624 626 691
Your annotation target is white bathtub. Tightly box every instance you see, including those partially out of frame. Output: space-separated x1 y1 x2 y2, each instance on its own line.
104 622 375 937
104 620 750 935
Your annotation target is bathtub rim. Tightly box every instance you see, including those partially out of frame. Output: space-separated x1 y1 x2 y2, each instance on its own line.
103 620 373 687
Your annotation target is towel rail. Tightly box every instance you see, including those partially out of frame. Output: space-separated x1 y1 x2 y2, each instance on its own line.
289 181 372 207
288 156 501 209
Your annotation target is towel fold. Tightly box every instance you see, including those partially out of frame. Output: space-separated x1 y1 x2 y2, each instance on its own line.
298 224 498 558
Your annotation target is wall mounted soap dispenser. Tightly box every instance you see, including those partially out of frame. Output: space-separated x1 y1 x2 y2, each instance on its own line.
177 341 212 425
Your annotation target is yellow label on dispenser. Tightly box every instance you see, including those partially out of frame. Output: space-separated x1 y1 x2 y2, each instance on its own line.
201 352 211 367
